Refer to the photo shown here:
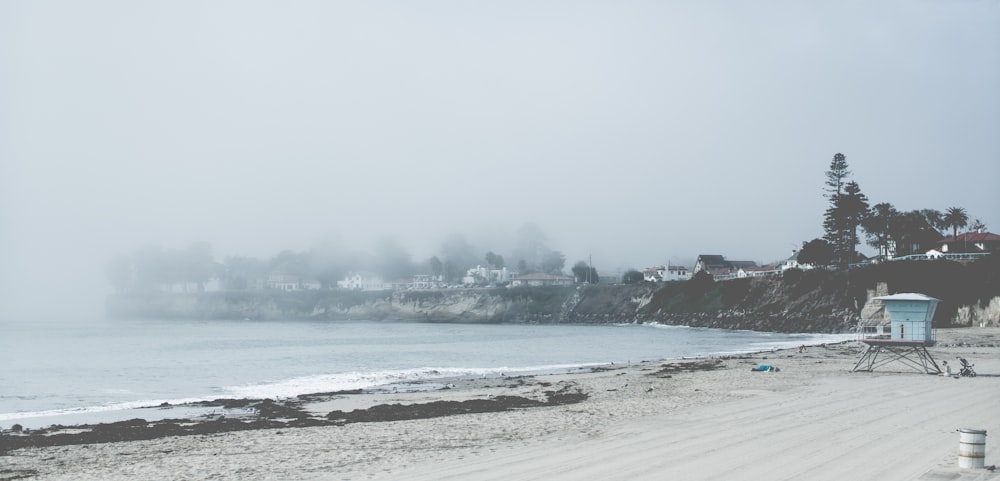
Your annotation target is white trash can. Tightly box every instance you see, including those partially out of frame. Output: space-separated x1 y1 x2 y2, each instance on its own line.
958 428 987 469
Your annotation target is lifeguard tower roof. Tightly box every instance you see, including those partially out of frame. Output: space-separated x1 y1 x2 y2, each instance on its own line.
872 293 940 302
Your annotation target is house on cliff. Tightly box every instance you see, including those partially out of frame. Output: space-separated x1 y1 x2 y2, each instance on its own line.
510 273 574 287
337 272 388 291
937 231 1000 254
642 265 691 282
693 255 757 278
736 264 780 278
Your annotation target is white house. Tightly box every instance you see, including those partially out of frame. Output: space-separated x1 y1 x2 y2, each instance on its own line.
462 266 514 285
780 251 814 271
938 232 1000 254
694 255 757 274
337 272 388 291
410 274 443 289
642 264 691 282
737 265 779 278
642 266 665 282
664 264 691 281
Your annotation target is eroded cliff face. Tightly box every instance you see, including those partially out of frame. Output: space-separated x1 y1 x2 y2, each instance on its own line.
106 263 999 333
953 297 1000 327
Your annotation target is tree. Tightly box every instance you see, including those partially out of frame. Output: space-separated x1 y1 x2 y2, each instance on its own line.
797 239 834 266
512 222 549 272
517 259 529 274
838 181 869 264
182 242 215 291
539 251 566 275
919 209 945 232
824 153 850 198
943 207 969 239
571 261 598 284
222 255 267 290
485 251 505 269
890 210 943 256
969 218 987 233
823 178 868 265
622 269 644 284
269 250 309 278
862 202 899 259
822 153 855 264
428 256 443 279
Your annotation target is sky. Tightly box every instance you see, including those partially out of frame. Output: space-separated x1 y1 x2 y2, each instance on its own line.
2 1 998 320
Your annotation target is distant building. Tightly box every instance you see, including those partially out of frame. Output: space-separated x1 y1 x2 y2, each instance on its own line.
410 274 443 289
938 232 1000 254
693 255 757 276
641 264 691 282
337 272 388 291
642 266 665 282
737 265 779 278
664 264 691 281
780 251 812 271
266 274 321 291
598 273 620 284
509 273 574 287
462 266 515 285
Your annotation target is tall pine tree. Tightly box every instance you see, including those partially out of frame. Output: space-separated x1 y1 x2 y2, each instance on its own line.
822 154 868 265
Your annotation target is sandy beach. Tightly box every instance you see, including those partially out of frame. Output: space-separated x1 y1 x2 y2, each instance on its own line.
3 327 999 481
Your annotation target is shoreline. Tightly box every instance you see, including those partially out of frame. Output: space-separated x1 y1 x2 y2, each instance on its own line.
3 328 999 480
1 328 856 432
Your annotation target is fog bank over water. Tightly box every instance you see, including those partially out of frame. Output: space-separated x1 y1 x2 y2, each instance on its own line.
1 1 998 320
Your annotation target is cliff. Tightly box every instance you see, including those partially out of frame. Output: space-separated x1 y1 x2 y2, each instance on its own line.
106 257 1000 333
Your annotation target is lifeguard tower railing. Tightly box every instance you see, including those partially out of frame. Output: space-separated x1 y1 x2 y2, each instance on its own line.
851 319 941 374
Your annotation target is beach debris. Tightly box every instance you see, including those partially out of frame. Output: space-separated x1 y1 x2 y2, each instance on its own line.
645 386 654 393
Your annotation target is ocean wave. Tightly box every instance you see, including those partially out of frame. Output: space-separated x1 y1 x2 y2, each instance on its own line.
0 397 212 423
224 364 600 399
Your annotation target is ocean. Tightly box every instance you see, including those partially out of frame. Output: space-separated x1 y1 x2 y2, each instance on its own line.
1 318 854 429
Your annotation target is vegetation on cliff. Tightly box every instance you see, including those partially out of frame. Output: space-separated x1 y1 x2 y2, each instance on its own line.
107 256 998 333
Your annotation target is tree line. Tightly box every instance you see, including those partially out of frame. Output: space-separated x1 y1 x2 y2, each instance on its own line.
800 153 987 266
105 223 593 293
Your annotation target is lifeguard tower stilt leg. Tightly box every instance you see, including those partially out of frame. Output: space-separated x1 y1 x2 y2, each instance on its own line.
852 340 941 374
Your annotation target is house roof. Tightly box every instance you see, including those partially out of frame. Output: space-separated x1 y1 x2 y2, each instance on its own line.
697 255 726 265
728 261 758 269
939 232 1000 244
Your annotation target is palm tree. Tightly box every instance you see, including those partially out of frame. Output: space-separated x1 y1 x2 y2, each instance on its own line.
943 207 969 239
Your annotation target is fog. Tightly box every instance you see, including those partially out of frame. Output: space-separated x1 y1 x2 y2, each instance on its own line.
2 1 998 320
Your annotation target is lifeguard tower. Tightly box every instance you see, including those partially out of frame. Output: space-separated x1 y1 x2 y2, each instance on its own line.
852 293 942 374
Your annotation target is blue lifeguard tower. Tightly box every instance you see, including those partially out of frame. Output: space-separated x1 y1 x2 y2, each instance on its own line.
852 293 942 374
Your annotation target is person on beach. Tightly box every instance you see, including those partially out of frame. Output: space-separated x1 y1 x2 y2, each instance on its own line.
940 361 952 377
